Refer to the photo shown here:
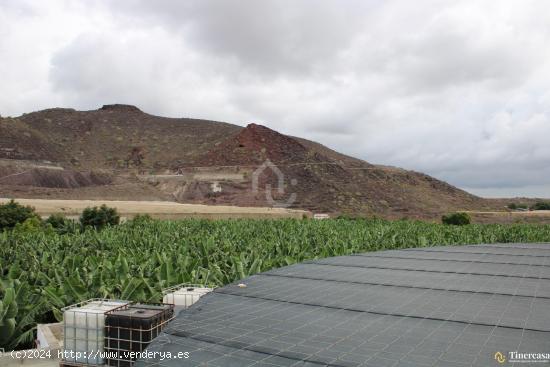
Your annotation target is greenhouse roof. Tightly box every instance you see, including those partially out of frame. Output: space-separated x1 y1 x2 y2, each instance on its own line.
137 243 550 367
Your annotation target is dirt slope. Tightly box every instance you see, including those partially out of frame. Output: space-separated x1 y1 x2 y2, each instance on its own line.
0 118 64 161
10 104 240 169
0 105 495 218
180 123 485 217
0 166 111 188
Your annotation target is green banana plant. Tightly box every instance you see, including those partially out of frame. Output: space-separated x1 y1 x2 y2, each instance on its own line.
0 281 43 351
3 216 550 352
0 288 18 345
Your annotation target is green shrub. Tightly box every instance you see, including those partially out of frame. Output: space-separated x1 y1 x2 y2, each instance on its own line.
531 202 550 211
80 205 120 229
128 214 154 227
45 214 67 228
442 212 471 226
13 217 44 234
45 214 76 234
508 203 529 210
0 200 39 231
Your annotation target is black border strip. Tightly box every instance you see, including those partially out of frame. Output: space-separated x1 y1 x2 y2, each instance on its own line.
467 244 550 251
404 248 550 258
353 253 550 268
309 260 550 281
259 272 549 300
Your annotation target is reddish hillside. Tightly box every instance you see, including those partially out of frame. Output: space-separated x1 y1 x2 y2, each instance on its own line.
195 123 329 166
180 123 484 217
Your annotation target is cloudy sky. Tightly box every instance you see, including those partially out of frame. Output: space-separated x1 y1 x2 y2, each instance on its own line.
1 0 549 197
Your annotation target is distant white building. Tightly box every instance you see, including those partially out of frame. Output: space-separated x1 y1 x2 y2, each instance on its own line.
313 213 330 220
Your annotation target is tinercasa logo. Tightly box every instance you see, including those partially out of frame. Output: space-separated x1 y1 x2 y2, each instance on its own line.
508 351 550 363
495 351 550 364
494 352 506 364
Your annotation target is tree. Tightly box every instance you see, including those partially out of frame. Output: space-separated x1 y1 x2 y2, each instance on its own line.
442 212 471 226
80 204 120 230
508 203 529 210
0 200 39 231
532 202 550 211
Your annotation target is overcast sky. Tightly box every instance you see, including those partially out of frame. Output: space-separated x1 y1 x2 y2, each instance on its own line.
1 0 549 198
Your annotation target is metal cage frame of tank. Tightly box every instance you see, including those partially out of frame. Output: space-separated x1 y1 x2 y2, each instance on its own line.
61 299 130 366
103 303 175 367
161 283 215 309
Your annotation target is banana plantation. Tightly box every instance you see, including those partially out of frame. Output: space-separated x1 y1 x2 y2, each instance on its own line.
2 217 550 350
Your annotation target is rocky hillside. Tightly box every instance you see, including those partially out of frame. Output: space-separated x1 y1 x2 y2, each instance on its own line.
2 104 240 169
0 104 494 218
179 123 484 217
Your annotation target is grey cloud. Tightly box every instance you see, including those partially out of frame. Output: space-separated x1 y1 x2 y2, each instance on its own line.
1 0 550 197
109 0 376 76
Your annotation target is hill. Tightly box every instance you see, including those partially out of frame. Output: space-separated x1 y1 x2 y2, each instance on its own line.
0 104 496 218
1 104 240 169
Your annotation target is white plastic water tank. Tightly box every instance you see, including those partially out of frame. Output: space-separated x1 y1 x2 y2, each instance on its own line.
63 299 129 365
162 285 213 308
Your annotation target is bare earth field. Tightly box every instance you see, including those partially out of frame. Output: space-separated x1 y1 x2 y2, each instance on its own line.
466 210 550 224
0 198 310 220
